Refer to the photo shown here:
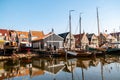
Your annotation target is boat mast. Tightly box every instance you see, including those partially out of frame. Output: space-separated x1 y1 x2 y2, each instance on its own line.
96 7 100 46
79 13 82 50
119 26 120 41
97 7 100 36
69 10 74 50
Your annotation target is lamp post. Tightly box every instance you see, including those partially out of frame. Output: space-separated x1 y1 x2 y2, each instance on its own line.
69 10 75 50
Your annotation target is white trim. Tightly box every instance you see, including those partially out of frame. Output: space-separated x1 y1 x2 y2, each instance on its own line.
43 32 54 39
43 33 64 40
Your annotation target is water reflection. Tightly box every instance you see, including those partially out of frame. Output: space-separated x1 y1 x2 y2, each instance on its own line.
0 55 120 80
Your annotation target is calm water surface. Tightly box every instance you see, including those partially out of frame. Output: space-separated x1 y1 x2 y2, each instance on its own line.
0 55 120 80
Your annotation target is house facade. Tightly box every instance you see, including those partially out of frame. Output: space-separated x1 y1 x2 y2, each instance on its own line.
86 33 99 48
8 30 18 47
32 58 65 74
58 32 75 50
110 32 120 41
29 30 44 41
16 31 31 51
17 31 29 43
99 33 117 46
32 32 64 51
106 34 117 43
74 33 89 49
0 29 10 49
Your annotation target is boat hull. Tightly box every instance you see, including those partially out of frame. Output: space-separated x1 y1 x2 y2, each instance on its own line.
106 48 120 55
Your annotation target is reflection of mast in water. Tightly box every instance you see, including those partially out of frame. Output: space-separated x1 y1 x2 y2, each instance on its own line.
52 58 56 80
71 61 74 80
81 68 84 80
63 58 77 80
101 59 104 80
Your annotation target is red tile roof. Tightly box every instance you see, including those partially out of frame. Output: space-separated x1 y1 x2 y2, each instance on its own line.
0 29 9 36
74 33 84 40
16 31 29 38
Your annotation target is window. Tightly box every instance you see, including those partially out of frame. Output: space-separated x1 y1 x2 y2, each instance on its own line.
5 33 7 36
20 34 25 37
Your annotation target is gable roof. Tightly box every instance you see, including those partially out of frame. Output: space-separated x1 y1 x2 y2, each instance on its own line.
30 30 45 40
107 34 116 39
0 29 9 36
86 33 94 41
58 32 69 41
100 33 109 38
74 33 84 39
32 32 64 42
43 32 63 40
16 31 29 38
110 32 120 36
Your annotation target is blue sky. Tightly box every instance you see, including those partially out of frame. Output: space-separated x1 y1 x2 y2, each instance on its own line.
0 0 120 35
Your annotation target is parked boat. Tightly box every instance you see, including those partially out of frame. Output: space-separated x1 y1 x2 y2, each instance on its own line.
106 47 120 54
102 42 120 54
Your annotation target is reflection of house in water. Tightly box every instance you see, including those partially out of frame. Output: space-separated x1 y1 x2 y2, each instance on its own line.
77 59 91 69
62 58 77 73
32 58 65 75
20 58 45 78
30 67 44 78
104 56 120 64
0 59 45 79
77 59 100 69
0 61 6 80
89 59 100 67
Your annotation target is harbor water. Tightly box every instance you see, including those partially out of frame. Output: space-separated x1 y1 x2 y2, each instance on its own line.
0 54 120 80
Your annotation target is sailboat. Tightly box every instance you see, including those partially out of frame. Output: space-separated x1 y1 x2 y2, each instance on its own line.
74 13 93 57
86 7 107 56
105 42 120 54
96 7 120 54
65 10 78 57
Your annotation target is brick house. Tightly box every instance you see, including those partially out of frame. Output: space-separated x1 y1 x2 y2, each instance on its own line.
74 33 89 49
86 33 99 48
0 29 9 49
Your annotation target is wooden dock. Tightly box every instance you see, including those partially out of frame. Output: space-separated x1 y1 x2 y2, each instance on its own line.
0 53 38 60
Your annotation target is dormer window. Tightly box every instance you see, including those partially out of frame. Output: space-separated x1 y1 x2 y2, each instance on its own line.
20 34 25 37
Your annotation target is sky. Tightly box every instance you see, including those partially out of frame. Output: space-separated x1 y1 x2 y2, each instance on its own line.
0 0 120 35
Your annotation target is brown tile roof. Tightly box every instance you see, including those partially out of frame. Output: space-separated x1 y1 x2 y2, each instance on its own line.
16 31 29 38
74 33 84 40
32 32 55 41
31 31 45 40
0 29 9 36
74 33 85 45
